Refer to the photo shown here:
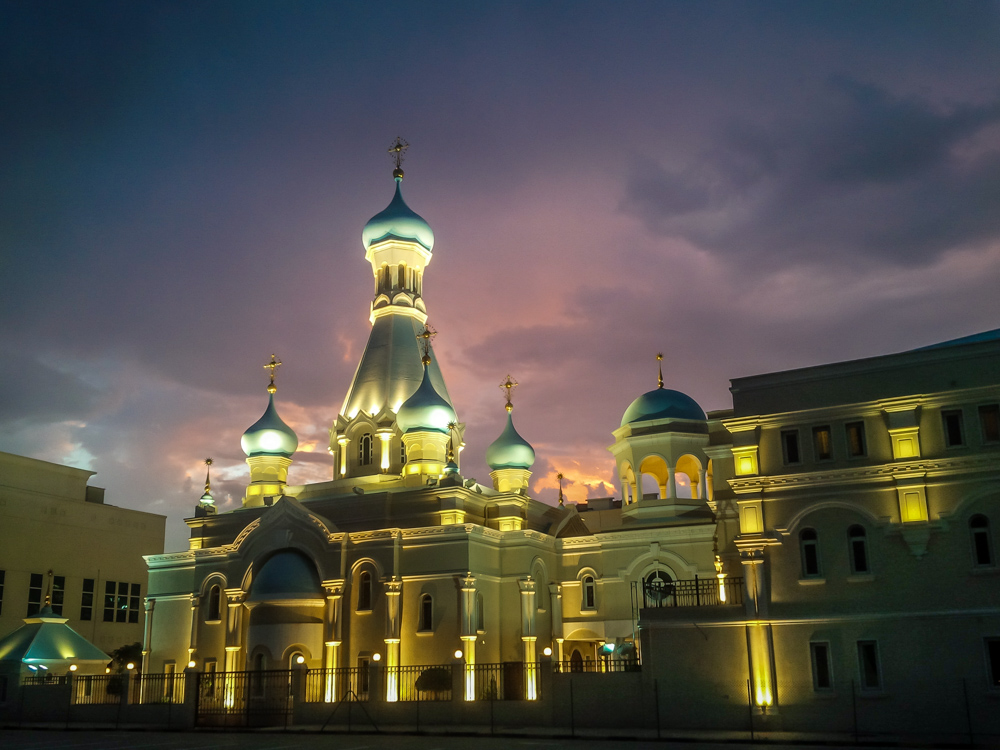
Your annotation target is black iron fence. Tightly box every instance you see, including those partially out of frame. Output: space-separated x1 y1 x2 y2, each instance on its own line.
640 575 743 608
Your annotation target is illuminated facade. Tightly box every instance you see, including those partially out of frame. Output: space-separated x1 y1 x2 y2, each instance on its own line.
641 333 1000 730
0 451 166 654
143 162 721 700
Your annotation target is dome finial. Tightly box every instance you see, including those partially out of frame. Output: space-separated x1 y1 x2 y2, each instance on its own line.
264 354 282 394
656 352 664 389
417 324 436 366
200 458 214 505
557 472 565 507
500 374 518 413
388 136 409 180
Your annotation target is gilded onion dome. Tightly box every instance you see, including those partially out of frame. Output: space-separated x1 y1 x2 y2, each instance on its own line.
361 175 435 251
486 409 535 470
395 364 456 434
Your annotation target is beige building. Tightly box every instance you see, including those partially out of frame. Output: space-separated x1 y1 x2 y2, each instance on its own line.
0 451 167 655
641 333 1000 732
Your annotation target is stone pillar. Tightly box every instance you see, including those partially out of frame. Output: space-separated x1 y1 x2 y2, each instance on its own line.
338 436 349 478
141 598 155 675
519 577 538 700
665 465 676 499
187 594 200 662
378 430 393 473
698 469 708 501
740 548 775 710
460 573 477 700
323 581 343 702
384 577 402 702
548 583 563 664
223 589 245 673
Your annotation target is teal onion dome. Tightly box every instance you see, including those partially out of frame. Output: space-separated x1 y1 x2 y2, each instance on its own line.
362 176 435 251
486 410 535 470
396 366 456 433
621 388 707 427
241 393 299 457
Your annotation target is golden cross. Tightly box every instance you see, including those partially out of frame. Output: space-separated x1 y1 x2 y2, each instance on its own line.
499 374 518 411
388 136 409 170
656 352 664 389
416 325 437 364
264 354 282 393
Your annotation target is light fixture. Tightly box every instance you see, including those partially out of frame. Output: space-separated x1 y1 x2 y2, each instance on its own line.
454 649 463 659
542 647 552 657
69 664 78 672
372 652 381 662
105 667 111 674
126 662 135 670
187 661 196 668
296 655 305 664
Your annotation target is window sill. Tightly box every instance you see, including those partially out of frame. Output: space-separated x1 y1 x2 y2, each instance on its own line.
971 566 999 576
355 609 372 615
579 608 598 615
798 577 826 586
415 630 434 636
204 619 222 625
846 574 875 583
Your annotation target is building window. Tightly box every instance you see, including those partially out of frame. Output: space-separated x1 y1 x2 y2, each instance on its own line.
358 657 370 697
643 570 674 607
986 639 1000 689
980 405 1000 443
204 660 217 697
848 525 869 574
0 570 5 617
942 410 965 448
813 426 832 461
418 594 433 631
51 575 65 616
781 430 801 465
971 515 994 567
80 578 95 621
400 441 407 465
846 421 867 458
476 592 485 633
582 575 596 610
104 581 141 623
27 573 43 617
207 585 222 621
357 571 372 611
800 528 821 578
358 434 373 466
810 642 833 690
857 640 882 691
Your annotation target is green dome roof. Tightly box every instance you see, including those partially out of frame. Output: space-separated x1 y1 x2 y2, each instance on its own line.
241 393 298 457
362 177 435 251
621 387 706 427
486 411 535 470
396 365 456 434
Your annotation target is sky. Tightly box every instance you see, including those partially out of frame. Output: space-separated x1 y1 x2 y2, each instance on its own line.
2 1 999 552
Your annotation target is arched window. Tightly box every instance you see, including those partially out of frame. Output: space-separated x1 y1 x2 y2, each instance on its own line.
358 434 373 466
848 525 869 574
476 592 485 632
582 575 596 610
206 585 221 621
400 441 407 466
418 593 433 631
357 571 372 611
800 528 821 578
971 515 994 567
643 570 674 607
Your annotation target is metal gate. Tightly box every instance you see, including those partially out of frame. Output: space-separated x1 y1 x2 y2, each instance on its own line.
195 669 293 727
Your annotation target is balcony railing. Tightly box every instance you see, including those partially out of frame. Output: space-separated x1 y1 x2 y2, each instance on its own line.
640 575 743 608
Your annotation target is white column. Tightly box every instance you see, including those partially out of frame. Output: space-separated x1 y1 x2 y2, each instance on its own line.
548 583 563 664
384 577 402 702
323 582 343 702
460 573 477 701
519 577 538 700
223 589 245 708
665 466 676 499
187 594 200 661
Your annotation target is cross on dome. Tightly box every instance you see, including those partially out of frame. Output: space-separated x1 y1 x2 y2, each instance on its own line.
388 136 409 179
416 325 437 365
264 354 282 394
500 374 518 412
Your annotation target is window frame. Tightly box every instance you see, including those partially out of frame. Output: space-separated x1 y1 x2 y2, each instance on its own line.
810 641 833 691
845 421 867 458
942 409 965 448
857 640 882 692
812 425 833 461
781 429 801 466
980 404 1000 443
206 584 222 622
582 575 596 611
27 573 43 617
358 433 374 466
970 515 994 568
80 578 94 621
985 638 1000 690
800 528 822 579
357 570 373 612
848 525 870 575
418 593 433 632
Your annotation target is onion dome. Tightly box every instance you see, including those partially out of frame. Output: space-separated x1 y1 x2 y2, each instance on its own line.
362 175 435 251
486 409 536 470
241 392 298 457
396 364 456 434
620 388 706 427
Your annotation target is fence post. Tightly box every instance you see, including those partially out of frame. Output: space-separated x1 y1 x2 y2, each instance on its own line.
695 575 701 606
116 671 131 730
182 668 199 729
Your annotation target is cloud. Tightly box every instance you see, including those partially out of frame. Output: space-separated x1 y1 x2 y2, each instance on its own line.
621 77 1000 268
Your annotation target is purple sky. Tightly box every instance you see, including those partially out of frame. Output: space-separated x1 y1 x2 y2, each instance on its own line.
3 1 999 552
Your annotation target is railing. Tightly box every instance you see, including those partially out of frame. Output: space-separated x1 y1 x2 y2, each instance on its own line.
304 667 368 703
470 662 541 700
71 674 125 705
641 575 743 608
22 674 68 686
393 664 452 701
552 658 640 673
131 672 185 704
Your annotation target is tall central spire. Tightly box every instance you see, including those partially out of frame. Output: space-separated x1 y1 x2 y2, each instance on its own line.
332 144 461 480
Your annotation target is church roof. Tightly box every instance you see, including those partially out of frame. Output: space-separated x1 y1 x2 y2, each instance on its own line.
396 364 457 434
0 606 110 665
486 410 535 470
241 392 298 457
621 387 707 426
362 177 435 251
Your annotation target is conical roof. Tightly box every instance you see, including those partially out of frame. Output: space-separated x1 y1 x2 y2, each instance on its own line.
0 606 110 665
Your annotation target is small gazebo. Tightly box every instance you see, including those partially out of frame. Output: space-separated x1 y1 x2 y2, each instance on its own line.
0 603 110 681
